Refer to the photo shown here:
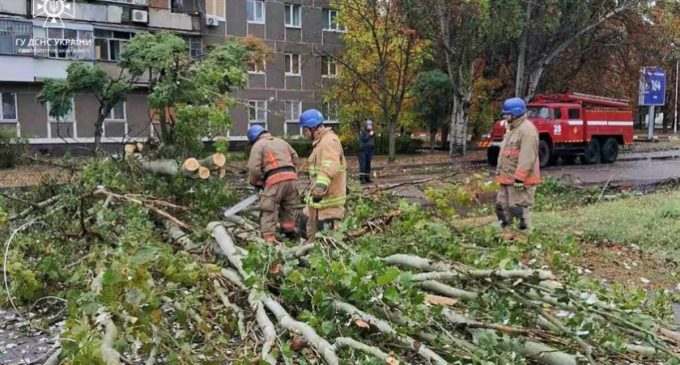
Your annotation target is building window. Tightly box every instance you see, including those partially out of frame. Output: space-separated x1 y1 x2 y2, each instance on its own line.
95 30 132 62
171 0 187 13
37 27 94 60
0 20 33 56
104 101 127 138
248 58 266 74
206 0 226 19
321 56 337 78
248 100 267 128
188 37 202 59
41 27 93 60
105 101 126 121
322 102 339 124
285 4 301 28
0 93 17 121
323 9 345 32
284 53 301 76
247 0 265 24
284 101 302 137
46 99 76 123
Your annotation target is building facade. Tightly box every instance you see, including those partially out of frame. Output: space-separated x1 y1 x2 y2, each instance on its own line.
0 0 341 149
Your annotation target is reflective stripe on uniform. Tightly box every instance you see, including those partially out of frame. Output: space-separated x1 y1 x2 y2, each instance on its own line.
315 175 331 186
305 194 346 209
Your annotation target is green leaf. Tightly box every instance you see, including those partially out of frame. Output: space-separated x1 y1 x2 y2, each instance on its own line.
321 320 335 336
376 267 401 286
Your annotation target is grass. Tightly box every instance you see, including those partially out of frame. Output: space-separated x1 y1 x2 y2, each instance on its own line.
536 189 680 256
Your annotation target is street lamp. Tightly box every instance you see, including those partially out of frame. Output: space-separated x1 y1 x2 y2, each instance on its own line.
673 42 679 134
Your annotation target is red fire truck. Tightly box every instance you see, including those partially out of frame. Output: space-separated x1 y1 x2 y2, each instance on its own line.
481 92 634 167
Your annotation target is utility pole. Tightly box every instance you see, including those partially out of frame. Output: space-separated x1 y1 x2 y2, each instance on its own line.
675 59 679 134
648 105 655 140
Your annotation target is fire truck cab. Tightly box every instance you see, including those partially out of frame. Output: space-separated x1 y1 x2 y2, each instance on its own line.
482 92 634 167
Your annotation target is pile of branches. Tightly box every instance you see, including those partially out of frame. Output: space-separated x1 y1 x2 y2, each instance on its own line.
2 159 679 365
208 214 680 365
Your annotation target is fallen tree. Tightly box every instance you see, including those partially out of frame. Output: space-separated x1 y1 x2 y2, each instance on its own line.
2 159 679 365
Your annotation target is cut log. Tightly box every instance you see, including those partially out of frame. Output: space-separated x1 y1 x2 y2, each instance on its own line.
141 160 180 176
136 142 144 152
333 300 447 365
198 166 211 180
199 153 227 170
182 158 200 172
124 144 137 157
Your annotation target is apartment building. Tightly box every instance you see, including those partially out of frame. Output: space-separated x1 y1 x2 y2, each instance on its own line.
0 0 341 149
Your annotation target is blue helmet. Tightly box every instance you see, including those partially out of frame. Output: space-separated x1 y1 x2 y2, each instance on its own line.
501 97 527 118
247 125 266 143
299 109 325 129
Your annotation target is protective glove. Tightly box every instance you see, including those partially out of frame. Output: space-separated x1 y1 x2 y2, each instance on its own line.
513 179 525 189
311 183 327 203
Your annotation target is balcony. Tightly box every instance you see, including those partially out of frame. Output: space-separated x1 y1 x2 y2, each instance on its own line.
0 0 27 16
10 0 202 33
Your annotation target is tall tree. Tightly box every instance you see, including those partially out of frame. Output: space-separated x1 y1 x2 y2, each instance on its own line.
39 63 134 152
320 0 428 161
407 0 490 155
507 0 646 99
413 70 453 150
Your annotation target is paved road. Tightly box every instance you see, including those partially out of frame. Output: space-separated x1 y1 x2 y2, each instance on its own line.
545 150 680 186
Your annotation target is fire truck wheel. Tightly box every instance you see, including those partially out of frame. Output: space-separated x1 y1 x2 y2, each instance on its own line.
562 155 577 165
580 139 602 165
538 140 552 168
601 138 619 163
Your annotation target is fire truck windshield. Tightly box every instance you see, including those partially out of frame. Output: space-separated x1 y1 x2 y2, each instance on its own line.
527 106 552 119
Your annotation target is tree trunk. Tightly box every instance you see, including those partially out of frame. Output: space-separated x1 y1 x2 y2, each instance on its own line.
430 128 436 152
448 97 457 156
159 107 171 145
94 112 108 154
515 1 533 99
449 94 468 155
387 115 396 162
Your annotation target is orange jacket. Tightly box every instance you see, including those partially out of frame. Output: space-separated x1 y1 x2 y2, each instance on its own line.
306 127 347 220
495 117 541 186
247 133 299 188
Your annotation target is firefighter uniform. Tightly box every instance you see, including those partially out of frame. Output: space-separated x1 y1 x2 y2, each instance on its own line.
305 126 347 236
495 116 541 231
247 132 300 242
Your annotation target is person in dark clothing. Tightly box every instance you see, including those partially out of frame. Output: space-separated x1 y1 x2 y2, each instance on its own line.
358 120 375 184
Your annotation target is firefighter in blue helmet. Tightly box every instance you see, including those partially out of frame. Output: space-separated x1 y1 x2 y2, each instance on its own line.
246 125 300 244
299 109 347 238
495 97 541 239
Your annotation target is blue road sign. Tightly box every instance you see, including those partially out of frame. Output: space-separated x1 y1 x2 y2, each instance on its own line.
639 67 666 106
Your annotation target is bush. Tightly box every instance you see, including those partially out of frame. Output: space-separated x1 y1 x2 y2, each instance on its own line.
0 129 26 169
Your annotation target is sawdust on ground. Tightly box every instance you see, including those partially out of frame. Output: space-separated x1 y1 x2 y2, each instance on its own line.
574 241 679 290
0 165 73 188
